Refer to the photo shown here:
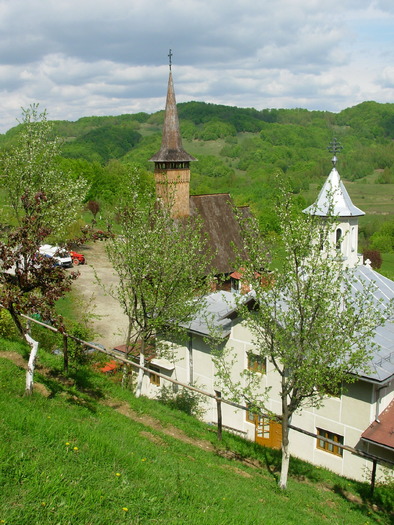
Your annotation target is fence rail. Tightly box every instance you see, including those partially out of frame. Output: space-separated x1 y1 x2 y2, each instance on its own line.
2 306 393 491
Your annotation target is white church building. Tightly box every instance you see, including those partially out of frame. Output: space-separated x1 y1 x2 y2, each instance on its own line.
137 66 393 482
141 156 394 482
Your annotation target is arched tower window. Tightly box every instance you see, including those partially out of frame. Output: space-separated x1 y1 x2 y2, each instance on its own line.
335 228 342 251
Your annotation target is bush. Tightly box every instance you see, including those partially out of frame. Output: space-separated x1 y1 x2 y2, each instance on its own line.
0 309 18 339
373 468 394 512
363 250 383 269
157 384 205 418
66 321 94 365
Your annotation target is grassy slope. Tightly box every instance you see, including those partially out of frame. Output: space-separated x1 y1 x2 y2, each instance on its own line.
0 339 391 525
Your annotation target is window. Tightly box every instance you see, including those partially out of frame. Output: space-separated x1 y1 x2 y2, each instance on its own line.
317 428 343 456
335 228 342 251
247 353 266 374
246 405 256 423
256 417 270 439
149 365 160 386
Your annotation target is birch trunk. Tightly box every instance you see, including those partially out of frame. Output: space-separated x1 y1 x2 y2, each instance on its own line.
135 339 145 398
25 333 39 396
279 387 292 490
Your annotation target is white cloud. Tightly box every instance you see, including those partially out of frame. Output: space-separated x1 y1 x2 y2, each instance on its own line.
0 0 392 132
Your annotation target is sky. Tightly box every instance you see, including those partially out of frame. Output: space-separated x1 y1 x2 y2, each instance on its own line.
0 0 393 133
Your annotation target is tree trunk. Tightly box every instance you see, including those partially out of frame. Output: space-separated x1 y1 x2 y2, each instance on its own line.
7 306 39 396
279 388 292 489
25 333 39 396
135 339 145 398
121 364 130 389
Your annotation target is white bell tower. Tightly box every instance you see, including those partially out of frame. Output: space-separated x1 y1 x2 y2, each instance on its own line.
303 139 365 268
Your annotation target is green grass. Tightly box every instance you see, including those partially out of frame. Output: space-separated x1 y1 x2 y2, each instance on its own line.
381 252 394 280
0 337 392 525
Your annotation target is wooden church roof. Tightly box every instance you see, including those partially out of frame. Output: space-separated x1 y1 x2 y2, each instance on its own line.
190 193 249 274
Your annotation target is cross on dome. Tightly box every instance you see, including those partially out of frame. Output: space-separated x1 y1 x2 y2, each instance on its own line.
327 138 343 167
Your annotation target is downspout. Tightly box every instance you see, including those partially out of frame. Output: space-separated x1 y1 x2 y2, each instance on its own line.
188 333 193 385
374 384 386 422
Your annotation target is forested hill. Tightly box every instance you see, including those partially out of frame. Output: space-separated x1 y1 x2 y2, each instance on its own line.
1 100 394 246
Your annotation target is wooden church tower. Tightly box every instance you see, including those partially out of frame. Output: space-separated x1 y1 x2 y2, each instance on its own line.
149 51 196 218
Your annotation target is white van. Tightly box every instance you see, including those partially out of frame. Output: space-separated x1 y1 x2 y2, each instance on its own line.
39 245 73 268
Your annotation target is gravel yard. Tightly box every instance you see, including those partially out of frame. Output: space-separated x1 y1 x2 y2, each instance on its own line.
71 241 129 351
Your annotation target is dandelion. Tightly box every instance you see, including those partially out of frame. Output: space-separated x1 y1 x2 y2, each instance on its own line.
116 472 121 477
65 442 70 446
41 502 46 507
122 507 128 512
141 458 146 462
73 446 78 451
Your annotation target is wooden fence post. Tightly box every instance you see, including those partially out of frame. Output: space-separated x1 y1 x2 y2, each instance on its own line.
63 334 69 374
215 390 222 441
370 459 377 496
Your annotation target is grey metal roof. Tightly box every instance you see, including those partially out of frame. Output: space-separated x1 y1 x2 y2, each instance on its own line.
185 265 394 384
149 71 196 163
182 291 237 337
303 168 365 218
350 265 394 383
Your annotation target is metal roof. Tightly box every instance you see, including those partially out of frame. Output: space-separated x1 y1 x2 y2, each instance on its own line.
303 168 365 218
185 264 394 384
351 265 394 383
182 291 237 337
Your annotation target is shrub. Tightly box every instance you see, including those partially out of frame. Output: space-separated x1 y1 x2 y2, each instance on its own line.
0 309 18 339
363 250 383 269
157 384 206 418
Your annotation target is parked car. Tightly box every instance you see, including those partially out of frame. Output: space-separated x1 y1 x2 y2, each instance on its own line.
70 250 86 265
39 245 73 268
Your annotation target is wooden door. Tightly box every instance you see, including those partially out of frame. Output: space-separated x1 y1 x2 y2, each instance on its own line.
255 415 282 449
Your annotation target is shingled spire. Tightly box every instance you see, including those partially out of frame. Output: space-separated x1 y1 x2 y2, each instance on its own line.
150 52 196 217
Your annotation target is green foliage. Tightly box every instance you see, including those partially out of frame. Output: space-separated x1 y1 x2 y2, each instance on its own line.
177 101 266 132
376 167 394 184
180 119 198 140
370 218 394 253
198 119 237 140
157 384 206 418
192 154 234 178
66 321 94 365
61 125 141 163
1 100 394 246
372 470 394 512
105 169 214 394
0 309 18 339
0 104 88 239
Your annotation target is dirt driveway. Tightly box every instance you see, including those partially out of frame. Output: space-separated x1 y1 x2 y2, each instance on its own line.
71 241 129 351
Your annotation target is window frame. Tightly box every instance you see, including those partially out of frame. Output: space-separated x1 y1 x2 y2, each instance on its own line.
247 353 266 374
316 428 343 457
149 364 160 386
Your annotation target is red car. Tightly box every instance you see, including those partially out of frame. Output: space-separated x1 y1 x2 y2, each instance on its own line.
70 250 86 265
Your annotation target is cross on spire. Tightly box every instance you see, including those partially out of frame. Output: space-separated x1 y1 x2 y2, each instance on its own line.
327 138 343 166
168 49 173 71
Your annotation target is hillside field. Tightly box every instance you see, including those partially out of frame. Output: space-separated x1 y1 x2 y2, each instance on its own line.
0 337 393 525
